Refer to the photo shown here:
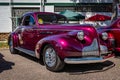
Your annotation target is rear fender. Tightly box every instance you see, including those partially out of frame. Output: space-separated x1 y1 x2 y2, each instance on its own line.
8 33 19 47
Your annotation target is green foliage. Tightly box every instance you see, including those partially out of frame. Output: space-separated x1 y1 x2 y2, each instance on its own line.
0 41 8 48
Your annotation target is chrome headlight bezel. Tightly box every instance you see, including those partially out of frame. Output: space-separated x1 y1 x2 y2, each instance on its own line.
77 30 84 40
102 32 108 40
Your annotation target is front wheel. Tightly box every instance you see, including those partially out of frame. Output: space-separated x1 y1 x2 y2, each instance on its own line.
9 37 18 54
43 45 65 72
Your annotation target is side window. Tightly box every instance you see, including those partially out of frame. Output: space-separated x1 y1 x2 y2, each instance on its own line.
22 15 35 26
29 16 35 26
18 17 23 26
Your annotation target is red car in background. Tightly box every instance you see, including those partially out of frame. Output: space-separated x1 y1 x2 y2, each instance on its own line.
98 17 120 56
8 12 114 72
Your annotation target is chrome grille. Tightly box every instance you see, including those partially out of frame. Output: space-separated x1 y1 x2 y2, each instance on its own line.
100 45 109 55
82 38 99 56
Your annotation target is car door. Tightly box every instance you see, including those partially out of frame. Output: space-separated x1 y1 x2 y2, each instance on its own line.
20 15 37 50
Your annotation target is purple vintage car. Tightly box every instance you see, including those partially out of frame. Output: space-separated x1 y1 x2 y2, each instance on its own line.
8 12 114 71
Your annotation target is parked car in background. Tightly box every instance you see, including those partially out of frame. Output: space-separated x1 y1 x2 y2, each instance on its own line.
8 12 114 72
97 17 120 56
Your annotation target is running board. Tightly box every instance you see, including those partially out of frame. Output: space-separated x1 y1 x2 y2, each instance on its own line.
15 47 36 57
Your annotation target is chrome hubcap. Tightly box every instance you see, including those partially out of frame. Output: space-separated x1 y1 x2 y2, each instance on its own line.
45 47 56 67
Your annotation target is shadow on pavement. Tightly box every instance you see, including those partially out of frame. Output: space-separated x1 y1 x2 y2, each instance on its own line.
15 52 115 74
63 61 115 75
115 56 120 59
18 52 44 65
18 52 39 63
0 53 15 73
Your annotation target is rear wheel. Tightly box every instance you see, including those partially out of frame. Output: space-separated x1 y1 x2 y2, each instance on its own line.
43 45 65 72
9 37 18 54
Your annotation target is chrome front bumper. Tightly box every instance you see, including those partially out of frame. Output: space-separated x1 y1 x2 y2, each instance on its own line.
64 38 114 64
64 55 114 64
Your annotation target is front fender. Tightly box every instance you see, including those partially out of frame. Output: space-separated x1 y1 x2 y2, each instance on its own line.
35 35 83 59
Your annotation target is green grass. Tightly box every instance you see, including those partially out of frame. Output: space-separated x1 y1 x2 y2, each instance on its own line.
0 41 8 48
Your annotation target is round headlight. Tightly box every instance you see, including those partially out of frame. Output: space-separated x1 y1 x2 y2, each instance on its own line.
102 32 108 40
77 31 84 40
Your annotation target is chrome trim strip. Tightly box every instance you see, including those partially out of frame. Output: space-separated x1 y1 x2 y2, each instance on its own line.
64 57 114 64
15 47 36 57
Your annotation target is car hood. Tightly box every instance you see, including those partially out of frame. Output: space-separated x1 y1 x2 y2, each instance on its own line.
97 25 110 33
38 24 96 31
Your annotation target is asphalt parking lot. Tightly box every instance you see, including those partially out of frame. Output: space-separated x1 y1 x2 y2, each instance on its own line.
0 49 120 80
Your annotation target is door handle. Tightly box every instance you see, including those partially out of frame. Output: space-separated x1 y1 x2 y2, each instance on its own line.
39 32 53 34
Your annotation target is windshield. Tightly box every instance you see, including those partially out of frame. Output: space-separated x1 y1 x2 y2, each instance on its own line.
37 14 67 24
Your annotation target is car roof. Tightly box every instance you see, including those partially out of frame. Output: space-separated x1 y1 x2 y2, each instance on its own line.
22 12 66 18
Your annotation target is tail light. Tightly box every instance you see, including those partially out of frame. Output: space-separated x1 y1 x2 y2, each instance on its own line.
108 33 114 39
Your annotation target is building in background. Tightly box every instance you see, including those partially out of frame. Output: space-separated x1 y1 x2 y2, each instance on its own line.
0 0 118 34
0 0 41 40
